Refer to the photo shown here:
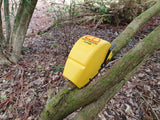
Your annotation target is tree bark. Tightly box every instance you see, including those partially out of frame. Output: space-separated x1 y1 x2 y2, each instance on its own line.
38 1 160 120
111 0 160 56
4 0 11 45
0 0 5 47
72 25 160 120
0 0 11 65
9 0 38 62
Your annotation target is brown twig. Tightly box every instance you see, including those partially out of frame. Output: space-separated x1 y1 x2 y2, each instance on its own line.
20 62 31 68
54 72 62 81
141 95 159 120
0 99 9 108
145 113 153 120
21 68 24 92
24 105 32 120
20 68 24 104
1 71 14 80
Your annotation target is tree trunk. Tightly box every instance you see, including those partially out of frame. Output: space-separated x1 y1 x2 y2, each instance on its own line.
0 0 38 64
4 0 11 46
0 0 4 46
72 25 160 120
0 0 11 65
38 1 160 120
9 0 38 62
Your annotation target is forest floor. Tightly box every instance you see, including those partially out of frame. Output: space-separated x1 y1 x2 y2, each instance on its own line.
0 1 160 120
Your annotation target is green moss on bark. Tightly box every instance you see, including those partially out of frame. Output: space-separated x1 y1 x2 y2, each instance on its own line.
39 2 160 120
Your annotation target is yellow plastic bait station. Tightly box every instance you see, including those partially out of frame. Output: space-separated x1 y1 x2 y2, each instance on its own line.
63 35 113 88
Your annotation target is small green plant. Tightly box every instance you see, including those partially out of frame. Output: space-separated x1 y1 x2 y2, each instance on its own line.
51 43 59 49
52 65 64 75
37 65 42 72
0 94 7 99
47 5 59 12
45 34 55 40
100 5 109 14
105 16 112 23
39 31 44 35
136 0 141 4
48 0 79 26
23 47 30 52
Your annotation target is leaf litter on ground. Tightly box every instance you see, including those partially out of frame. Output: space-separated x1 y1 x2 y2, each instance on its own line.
0 1 160 119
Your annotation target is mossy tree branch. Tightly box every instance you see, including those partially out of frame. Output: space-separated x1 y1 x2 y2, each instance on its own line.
39 1 160 120
72 25 160 120
111 0 160 57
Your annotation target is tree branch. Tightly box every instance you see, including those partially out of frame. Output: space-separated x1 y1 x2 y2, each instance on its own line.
72 25 160 120
39 1 160 120
111 0 160 57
